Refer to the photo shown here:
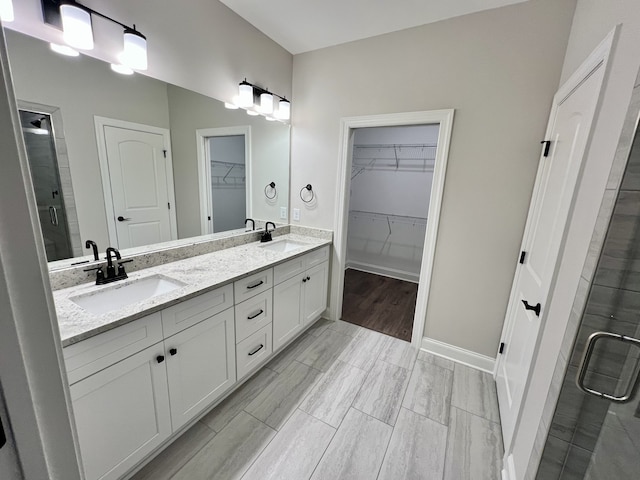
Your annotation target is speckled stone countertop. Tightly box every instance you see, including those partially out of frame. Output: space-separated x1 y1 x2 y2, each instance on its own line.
54 234 331 347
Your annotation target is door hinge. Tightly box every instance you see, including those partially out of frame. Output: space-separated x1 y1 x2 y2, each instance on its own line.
163 149 167 158
499 342 505 354
167 202 171 210
208 216 211 221
519 251 527 264
540 140 551 157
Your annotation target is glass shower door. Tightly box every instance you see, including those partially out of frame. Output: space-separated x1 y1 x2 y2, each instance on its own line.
537 124 640 479
19 110 73 261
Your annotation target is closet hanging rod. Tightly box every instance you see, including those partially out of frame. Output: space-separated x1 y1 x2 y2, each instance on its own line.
353 143 437 149
349 209 427 222
211 160 246 168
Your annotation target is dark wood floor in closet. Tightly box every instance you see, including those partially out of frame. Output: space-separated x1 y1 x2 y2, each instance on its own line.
341 269 418 342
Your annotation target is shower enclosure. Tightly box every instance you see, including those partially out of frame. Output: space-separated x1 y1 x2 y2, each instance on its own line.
19 110 73 261
536 119 640 478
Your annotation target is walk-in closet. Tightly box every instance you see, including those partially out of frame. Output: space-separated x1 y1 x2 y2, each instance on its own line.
342 124 439 341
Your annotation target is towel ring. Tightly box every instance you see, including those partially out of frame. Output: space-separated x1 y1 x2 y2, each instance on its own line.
264 182 277 199
300 184 315 203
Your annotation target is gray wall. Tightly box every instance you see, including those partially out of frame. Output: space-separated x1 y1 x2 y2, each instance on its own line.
291 0 577 357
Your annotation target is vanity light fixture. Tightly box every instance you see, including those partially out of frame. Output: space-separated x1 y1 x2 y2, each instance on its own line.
60 1 94 50
236 79 291 122
110 63 134 75
121 27 147 70
0 0 14 22
50 43 80 57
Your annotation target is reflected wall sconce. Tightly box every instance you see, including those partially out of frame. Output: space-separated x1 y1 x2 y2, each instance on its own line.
41 0 148 71
229 79 291 121
0 0 14 22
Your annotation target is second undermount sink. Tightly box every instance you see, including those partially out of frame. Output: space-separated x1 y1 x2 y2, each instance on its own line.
70 275 186 315
259 239 306 253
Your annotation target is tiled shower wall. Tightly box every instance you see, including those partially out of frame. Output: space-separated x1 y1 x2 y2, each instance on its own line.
535 95 640 478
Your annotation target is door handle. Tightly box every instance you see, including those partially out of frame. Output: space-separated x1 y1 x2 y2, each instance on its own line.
49 206 59 226
117 216 131 222
521 300 541 317
576 331 640 403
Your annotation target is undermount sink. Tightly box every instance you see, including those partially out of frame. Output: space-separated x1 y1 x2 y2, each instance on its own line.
259 239 306 253
70 275 186 315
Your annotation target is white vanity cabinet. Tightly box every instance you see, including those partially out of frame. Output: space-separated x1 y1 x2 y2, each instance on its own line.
273 246 329 350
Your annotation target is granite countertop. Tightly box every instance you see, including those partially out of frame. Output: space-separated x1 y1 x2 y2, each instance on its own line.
54 234 331 347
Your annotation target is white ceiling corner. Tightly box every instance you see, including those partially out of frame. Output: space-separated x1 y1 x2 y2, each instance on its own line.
220 0 529 54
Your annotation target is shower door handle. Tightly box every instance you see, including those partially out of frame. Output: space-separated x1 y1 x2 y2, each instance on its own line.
576 331 640 403
49 206 59 226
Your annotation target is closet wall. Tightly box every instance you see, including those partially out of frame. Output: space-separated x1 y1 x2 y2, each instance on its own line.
347 125 439 282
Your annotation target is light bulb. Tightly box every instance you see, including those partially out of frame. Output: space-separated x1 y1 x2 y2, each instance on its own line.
0 0 14 22
60 3 94 50
260 93 274 114
121 28 147 71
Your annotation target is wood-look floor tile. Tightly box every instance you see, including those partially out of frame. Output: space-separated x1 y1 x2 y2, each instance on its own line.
299 360 368 427
311 408 392 480
172 412 275 480
379 336 418 370
245 360 321 430
444 407 503 480
338 328 390 371
353 360 410 425
403 360 453 425
378 408 448 480
241 409 335 480
200 368 278 432
306 318 332 337
297 328 351 372
130 422 216 480
451 364 500 423
267 333 317 374
417 350 455 370
327 319 362 337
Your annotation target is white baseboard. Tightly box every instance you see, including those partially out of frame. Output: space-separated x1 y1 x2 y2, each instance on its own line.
346 262 419 283
421 337 495 373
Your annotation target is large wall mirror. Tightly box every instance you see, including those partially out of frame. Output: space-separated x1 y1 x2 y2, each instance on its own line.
5 30 290 269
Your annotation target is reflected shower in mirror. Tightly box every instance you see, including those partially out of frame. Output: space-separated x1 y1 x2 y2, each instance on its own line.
5 29 290 268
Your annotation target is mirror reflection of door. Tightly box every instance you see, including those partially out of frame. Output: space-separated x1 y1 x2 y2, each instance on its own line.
96 118 178 250
19 110 73 261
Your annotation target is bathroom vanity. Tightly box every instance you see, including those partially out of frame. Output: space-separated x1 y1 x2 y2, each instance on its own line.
52 233 330 480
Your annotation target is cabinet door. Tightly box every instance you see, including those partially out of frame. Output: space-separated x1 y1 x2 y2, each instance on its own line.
70 344 171 480
273 274 304 351
165 308 236 431
303 262 329 325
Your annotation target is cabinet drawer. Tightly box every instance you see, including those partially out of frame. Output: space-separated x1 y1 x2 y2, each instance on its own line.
236 324 272 380
64 313 163 385
305 245 330 268
274 256 306 285
235 290 273 343
234 269 273 303
161 284 233 337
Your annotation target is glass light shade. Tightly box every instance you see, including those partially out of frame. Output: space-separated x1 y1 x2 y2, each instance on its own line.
246 110 260 116
238 83 254 107
0 0 14 22
60 3 94 50
260 93 274 114
122 29 147 70
276 99 290 120
110 63 134 75
50 43 80 57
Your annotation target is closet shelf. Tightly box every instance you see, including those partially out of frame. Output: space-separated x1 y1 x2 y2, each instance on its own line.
351 143 437 178
349 209 427 234
211 160 245 186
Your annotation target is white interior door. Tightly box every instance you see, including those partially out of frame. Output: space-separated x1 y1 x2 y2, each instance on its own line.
496 58 608 448
96 118 177 249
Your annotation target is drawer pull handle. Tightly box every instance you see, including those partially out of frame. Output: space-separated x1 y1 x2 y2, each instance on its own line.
169 348 178 356
248 344 264 356
248 309 264 320
247 280 264 289
156 355 165 363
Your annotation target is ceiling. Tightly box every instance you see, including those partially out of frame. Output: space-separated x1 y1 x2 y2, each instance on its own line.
220 0 529 54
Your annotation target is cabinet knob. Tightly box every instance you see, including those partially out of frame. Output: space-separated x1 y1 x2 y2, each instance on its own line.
156 355 165 363
169 348 178 356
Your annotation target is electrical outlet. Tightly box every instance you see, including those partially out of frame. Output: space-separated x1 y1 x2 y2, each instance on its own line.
280 206 287 220
293 208 300 221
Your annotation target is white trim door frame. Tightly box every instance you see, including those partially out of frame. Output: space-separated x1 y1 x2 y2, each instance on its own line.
94 116 178 248
196 126 252 235
333 109 455 348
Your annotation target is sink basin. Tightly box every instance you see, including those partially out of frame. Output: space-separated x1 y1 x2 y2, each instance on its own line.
70 275 186 315
259 240 306 253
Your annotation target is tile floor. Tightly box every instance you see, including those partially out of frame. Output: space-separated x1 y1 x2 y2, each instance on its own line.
131 319 504 480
